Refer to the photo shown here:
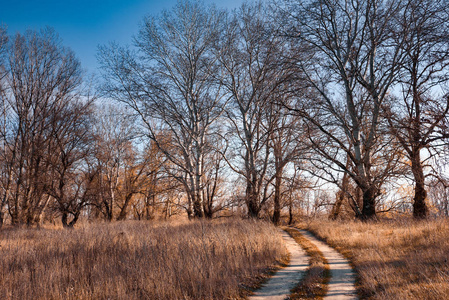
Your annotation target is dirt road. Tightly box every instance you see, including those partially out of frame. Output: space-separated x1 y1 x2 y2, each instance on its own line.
249 230 308 300
250 228 357 300
294 229 357 300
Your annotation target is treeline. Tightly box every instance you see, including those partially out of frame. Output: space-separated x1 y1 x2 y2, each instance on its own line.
1 0 449 228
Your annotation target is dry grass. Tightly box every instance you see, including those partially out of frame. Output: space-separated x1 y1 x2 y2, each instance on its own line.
0 219 287 300
283 227 329 299
303 218 449 299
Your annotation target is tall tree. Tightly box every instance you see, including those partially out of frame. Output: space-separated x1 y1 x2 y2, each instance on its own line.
218 2 292 218
0 26 9 227
266 98 306 225
282 0 407 219
0 28 87 226
384 0 449 218
46 98 95 228
90 104 135 221
99 0 227 218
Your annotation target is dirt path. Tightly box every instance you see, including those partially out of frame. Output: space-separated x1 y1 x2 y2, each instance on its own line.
294 229 357 300
249 230 308 300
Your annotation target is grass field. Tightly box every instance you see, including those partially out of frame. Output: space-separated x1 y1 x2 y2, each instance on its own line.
0 219 287 300
302 218 449 299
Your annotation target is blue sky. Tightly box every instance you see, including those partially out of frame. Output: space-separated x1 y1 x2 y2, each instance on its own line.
0 0 244 74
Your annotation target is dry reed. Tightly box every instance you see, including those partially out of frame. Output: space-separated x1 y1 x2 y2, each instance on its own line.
303 218 449 299
0 218 287 300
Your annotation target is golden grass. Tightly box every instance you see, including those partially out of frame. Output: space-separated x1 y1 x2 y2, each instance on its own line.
303 218 449 299
0 219 288 300
283 227 329 299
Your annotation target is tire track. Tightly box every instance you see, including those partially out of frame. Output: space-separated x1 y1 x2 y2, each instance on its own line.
292 228 357 300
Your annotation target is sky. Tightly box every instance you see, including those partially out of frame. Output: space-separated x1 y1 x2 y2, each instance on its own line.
0 0 244 75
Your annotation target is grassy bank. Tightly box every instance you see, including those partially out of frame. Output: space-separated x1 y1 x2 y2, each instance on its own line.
303 218 449 299
0 219 287 299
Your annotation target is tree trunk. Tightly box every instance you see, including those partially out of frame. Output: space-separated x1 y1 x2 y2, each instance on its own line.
204 208 213 219
246 185 260 218
247 202 259 218
186 193 194 219
144 193 153 220
272 174 282 226
360 186 377 220
246 173 260 218
104 200 113 221
411 153 428 219
330 190 345 220
62 211 69 228
288 202 293 225
61 211 79 228
192 193 204 218
117 193 133 221
203 192 214 219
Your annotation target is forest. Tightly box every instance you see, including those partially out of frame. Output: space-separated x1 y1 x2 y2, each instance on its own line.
0 0 449 229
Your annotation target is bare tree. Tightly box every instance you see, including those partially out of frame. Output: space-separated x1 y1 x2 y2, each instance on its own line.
90 104 135 221
266 98 307 225
130 139 172 220
201 135 229 218
384 0 449 218
0 28 87 226
0 26 9 227
282 0 407 220
99 0 227 218
115 141 162 221
218 2 292 218
46 99 95 227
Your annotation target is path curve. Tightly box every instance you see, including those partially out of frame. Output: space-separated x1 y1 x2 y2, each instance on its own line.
293 228 357 300
249 230 308 300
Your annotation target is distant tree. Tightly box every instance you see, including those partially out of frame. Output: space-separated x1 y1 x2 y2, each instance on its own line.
428 177 449 217
90 104 135 221
115 141 162 221
266 98 307 225
328 155 352 220
130 139 171 220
